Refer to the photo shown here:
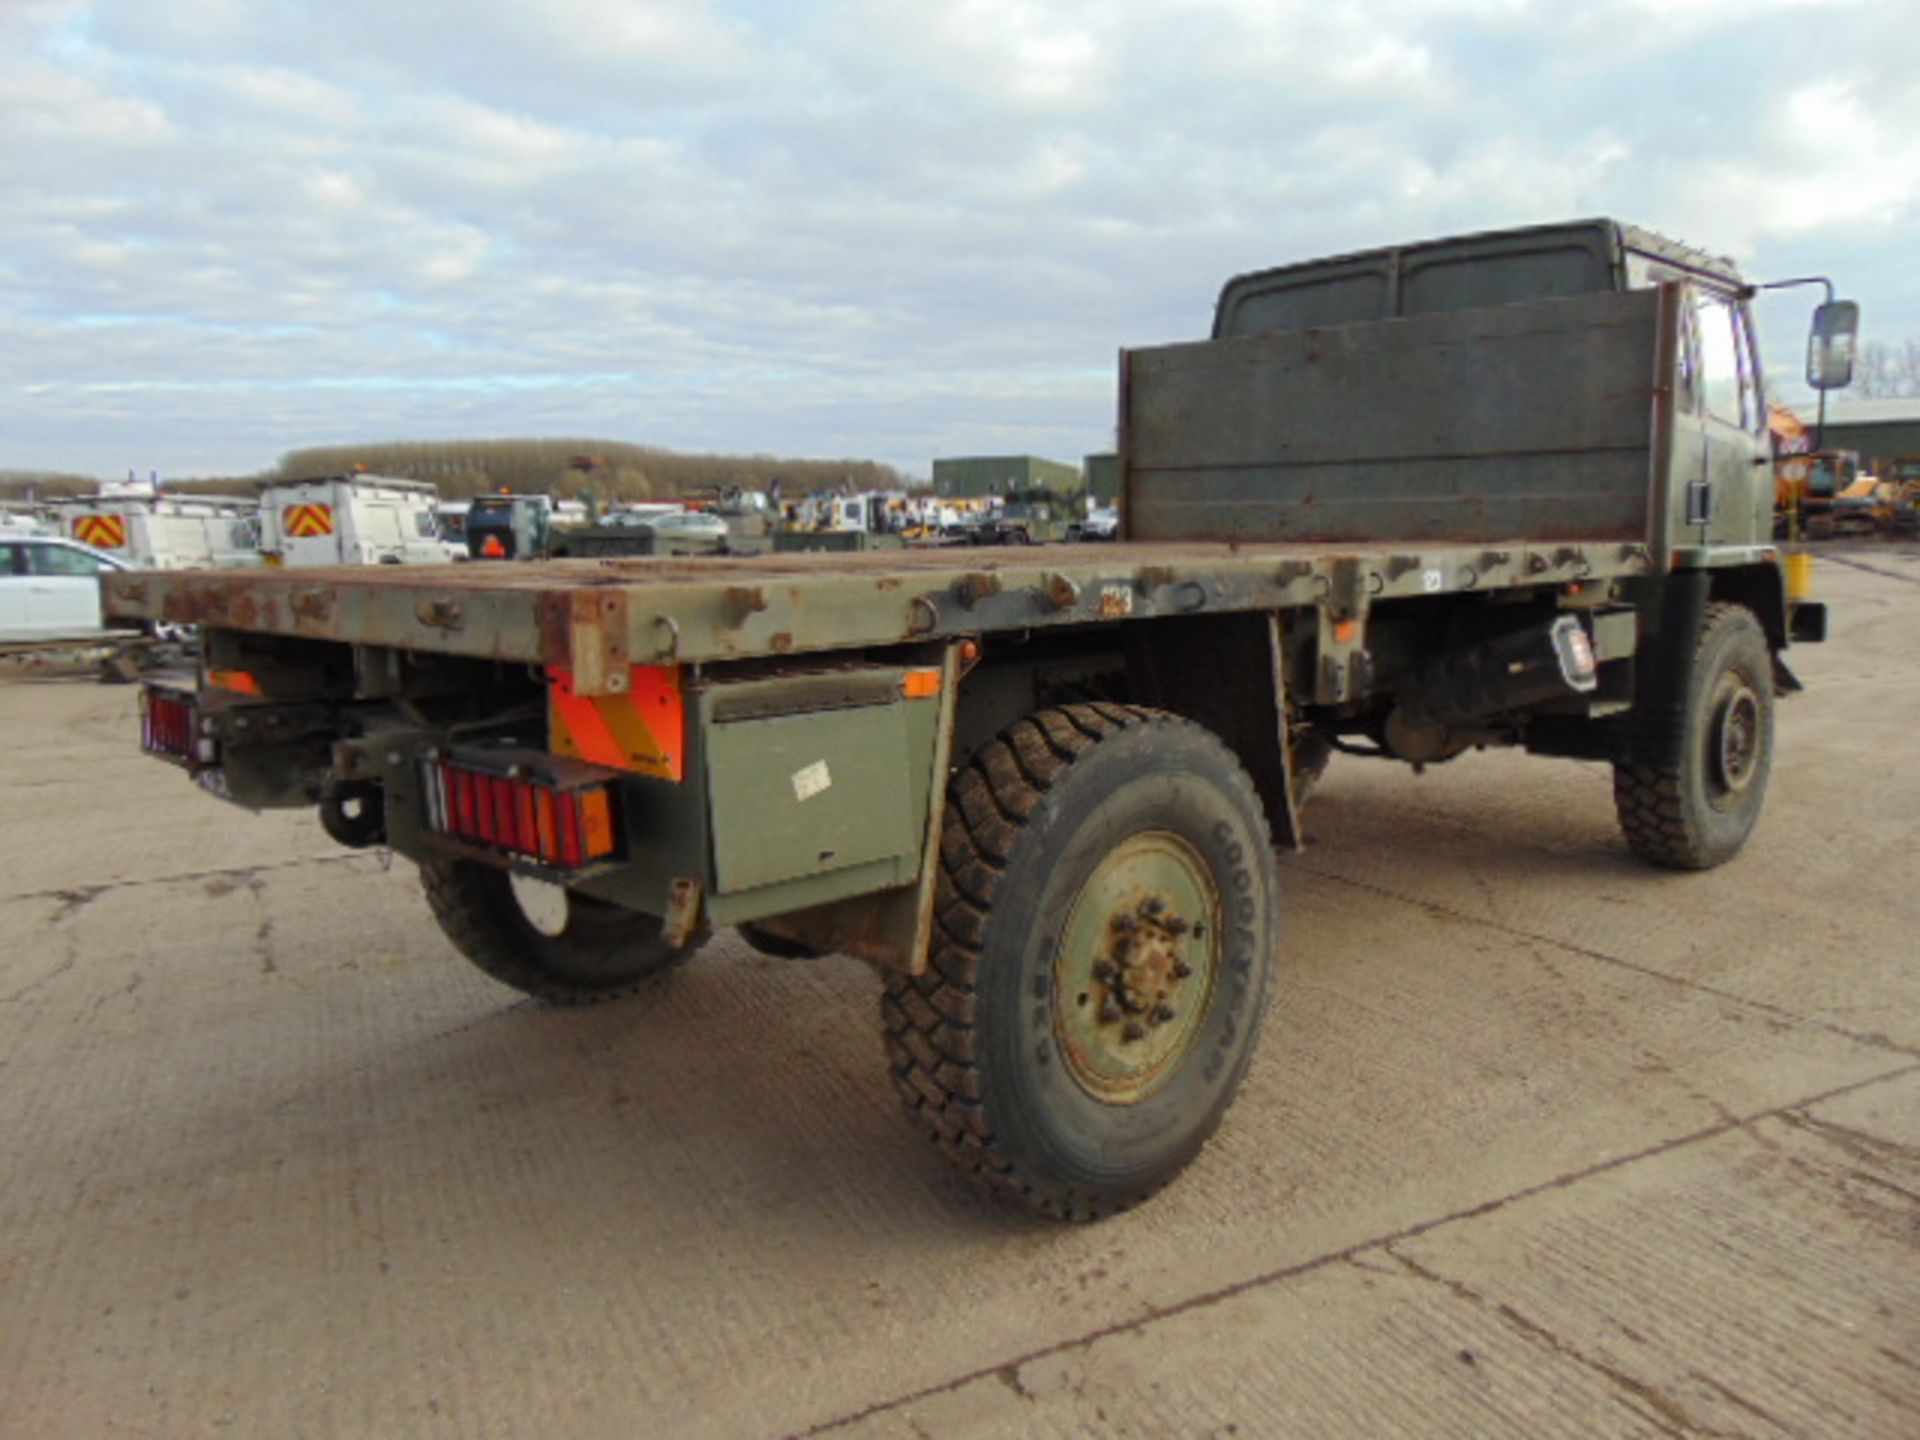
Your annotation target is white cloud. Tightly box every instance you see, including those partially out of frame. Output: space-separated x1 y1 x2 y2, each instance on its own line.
0 0 1915 477
846 0 1109 110
0 63 173 146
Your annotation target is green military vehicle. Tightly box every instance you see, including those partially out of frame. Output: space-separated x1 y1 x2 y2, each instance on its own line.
977 489 1074 545
111 219 1851 1220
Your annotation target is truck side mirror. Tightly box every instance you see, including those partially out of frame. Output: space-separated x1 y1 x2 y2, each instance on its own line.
1807 300 1859 389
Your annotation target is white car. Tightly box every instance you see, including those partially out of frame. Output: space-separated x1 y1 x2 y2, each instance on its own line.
0 535 133 644
604 503 689 528
645 510 731 539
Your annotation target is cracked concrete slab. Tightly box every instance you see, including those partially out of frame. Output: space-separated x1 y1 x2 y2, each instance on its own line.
1288 557 1920 1053
824 1072 1918 1440
2 550 1917 1439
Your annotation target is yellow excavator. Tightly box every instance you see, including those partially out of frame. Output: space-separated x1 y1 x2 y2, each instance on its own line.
1777 446 1864 538
1880 456 1920 534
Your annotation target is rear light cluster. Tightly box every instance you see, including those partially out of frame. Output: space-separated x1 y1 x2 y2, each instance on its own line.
421 760 619 870
142 690 197 762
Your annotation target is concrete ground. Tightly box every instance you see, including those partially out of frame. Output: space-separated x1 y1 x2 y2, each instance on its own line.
2 551 1916 1439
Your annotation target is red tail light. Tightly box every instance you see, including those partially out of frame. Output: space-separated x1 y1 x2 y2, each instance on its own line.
141 689 198 762
421 759 618 869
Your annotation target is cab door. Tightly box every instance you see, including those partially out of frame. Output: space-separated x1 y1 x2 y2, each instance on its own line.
0 542 29 639
1674 286 1770 546
26 541 115 637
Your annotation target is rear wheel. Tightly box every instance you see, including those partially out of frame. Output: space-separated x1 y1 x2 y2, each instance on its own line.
420 858 700 1004
1613 603 1774 870
882 704 1279 1220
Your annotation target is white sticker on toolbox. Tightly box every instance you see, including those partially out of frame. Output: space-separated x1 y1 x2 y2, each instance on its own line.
792 760 832 803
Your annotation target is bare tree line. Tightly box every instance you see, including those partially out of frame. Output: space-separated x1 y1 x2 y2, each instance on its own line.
1851 339 1920 400
275 439 918 501
1 441 921 502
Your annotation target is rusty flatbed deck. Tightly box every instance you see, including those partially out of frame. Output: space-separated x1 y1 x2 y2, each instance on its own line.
105 539 1662 695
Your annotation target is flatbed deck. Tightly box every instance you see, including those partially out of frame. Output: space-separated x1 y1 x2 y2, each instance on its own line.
105 538 1663 693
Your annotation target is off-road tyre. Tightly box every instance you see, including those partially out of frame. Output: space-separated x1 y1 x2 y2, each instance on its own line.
883 704 1279 1221
420 858 699 1004
1613 603 1774 870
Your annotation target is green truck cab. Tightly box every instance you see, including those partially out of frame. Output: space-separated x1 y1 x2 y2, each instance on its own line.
109 219 1853 1221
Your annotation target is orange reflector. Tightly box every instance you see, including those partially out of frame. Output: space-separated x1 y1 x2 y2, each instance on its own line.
1334 620 1358 644
206 669 262 696
901 668 942 699
579 789 615 859
547 663 684 782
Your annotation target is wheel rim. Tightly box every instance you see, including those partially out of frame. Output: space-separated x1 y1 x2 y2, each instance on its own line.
1053 831 1220 1105
509 872 571 937
1708 675 1763 802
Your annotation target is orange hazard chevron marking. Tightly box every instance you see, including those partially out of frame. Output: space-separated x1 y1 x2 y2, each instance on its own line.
548 664 684 782
73 514 127 548
282 502 334 538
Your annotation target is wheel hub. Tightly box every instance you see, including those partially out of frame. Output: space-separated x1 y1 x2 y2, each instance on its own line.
1054 833 1219 1104
509 871 572 937
1093 899 1193 1038
1712 682 1762 795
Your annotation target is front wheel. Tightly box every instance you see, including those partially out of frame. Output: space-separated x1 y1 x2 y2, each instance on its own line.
882 704 1279 1220
420 859 701 1004
1613 603 1774 870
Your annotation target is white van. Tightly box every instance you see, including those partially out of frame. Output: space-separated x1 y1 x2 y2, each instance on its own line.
54 485 260 570
259 476 463 566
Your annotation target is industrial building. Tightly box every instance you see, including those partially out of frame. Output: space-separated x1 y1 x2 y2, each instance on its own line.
930 455 1079 499
1819 398 1920 463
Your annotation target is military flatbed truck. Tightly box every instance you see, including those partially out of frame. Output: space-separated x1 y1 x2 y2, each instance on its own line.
108 220 1852 1220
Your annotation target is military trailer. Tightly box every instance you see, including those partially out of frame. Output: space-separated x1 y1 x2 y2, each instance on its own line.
109 219 1851 1220
549 521 734 559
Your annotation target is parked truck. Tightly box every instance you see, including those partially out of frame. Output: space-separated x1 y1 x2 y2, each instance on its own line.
464 493 588 559
108 219 1850 1220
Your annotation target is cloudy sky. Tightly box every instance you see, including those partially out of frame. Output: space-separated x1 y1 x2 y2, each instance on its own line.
4 0 1917 481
